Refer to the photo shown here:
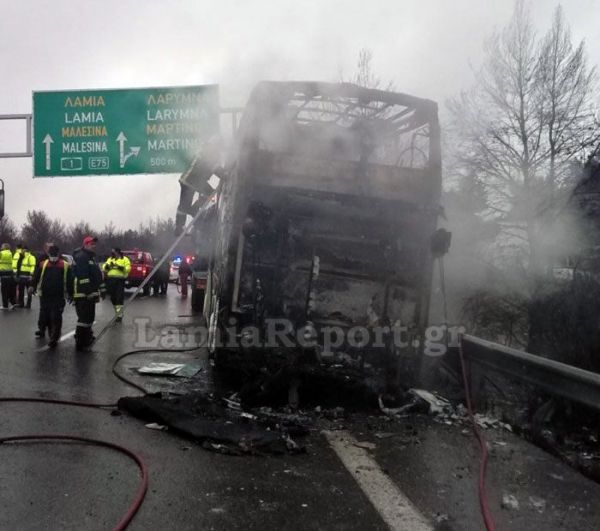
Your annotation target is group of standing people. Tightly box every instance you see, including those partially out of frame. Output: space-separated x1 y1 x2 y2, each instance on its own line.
0 241 77 347
0 243 37 309
0 236 134 351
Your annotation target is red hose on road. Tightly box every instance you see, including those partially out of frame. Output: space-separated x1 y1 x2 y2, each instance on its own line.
0 398 148 530
458 338 497 531
0 346 203 528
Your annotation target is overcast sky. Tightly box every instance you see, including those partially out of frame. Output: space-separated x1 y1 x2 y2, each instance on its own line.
0 0 598 231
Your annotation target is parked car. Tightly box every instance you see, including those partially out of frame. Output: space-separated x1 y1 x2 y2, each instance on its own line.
122 249 154 295
169 257 182 283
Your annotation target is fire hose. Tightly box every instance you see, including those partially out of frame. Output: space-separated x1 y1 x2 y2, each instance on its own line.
0 192 217 528
0 396 146 531
0 345 201 530
93 194 216 345
438 255 496 531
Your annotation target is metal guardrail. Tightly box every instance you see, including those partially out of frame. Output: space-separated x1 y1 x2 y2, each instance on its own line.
461 334 600 412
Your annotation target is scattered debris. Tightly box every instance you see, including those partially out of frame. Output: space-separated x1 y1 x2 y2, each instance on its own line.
353 441 376 450
473 414 513 432
223 394 242 410
145 422 168 431
501 493 520 511
374 432 395 439
456 404 468 416
379 389 452 419
119 393 308 455
138 363 186 375
215 349 382 409
410 389 451 415
434 513 449 524
252 407 312 436
529 496 547 513
176 360 204 378
323 407 346 420
137 361 202 378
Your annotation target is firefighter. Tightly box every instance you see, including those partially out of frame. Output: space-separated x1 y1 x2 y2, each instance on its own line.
102 247 131 322
32 245 73 348
72 236 106 350
179 258 192 299
15 245 36 308
0 243 16 310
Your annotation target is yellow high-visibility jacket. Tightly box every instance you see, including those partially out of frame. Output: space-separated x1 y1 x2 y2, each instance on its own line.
0 249 12 275
11 248 22 272
103 256 131 279
17 252 36 277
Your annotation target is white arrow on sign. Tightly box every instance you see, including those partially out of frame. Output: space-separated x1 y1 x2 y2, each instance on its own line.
42 134 54 170
116 131 141 168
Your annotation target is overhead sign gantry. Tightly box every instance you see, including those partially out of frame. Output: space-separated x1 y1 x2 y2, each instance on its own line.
32 85 219 177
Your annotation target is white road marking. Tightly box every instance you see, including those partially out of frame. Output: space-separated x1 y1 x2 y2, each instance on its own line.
58 329 76 342
323 430 432 531
36 321 97 351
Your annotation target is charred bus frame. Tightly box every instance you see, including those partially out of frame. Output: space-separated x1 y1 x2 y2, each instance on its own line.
178 81 442 384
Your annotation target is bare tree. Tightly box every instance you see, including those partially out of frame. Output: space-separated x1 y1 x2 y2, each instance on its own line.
68 221 94 252
343 47 395 92
538 6 598 191
445 1 599 357
353 48 380 89
103 221 117 239
49 219 66 249
448 1 598 283
0 216 18 245
20 210 54 251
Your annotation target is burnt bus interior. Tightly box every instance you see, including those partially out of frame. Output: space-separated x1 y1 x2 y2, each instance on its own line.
179 81 442 381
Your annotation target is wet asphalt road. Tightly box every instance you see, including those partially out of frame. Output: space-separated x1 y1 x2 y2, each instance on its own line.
1 288 600 530
0 290 388 531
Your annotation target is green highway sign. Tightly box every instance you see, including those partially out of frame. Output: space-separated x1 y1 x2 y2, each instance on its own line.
33 85 219 177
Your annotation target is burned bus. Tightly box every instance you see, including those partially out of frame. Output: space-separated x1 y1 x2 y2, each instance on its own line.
177 81 443 387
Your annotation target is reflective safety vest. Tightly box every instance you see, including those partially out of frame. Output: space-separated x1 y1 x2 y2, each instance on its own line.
37 259 69 298
103 256 131 279
72 248 105 301
18 252 36 277
11 248 22 272
0 249 12 274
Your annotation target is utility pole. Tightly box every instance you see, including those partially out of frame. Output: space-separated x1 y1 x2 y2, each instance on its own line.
0 179 5 220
